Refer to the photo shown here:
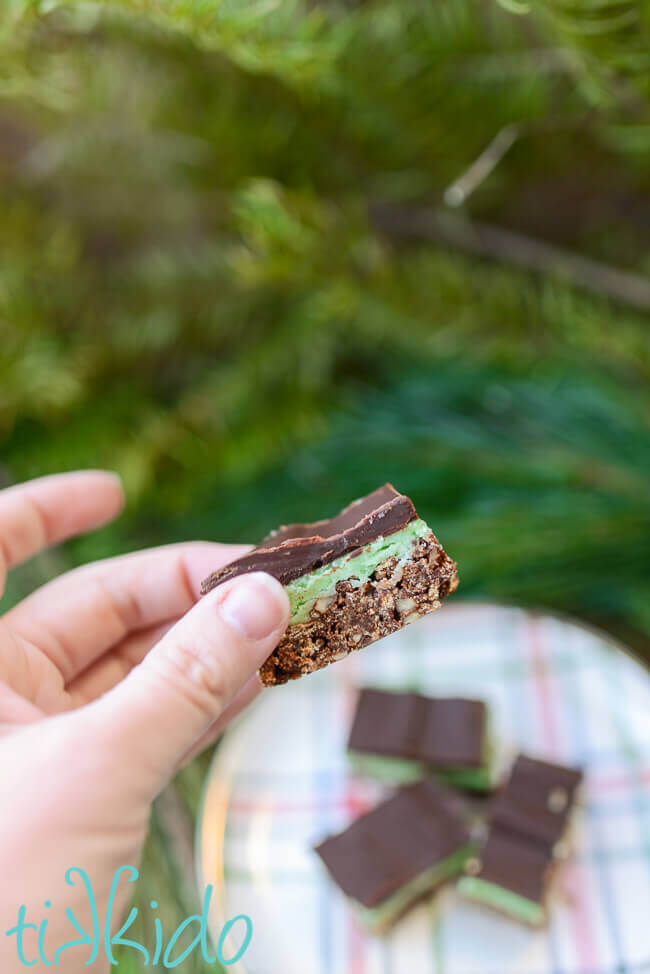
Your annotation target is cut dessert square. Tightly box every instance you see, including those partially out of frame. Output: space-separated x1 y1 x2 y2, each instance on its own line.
488 753 583 848
458 754 584 926
347 689 493 791
201 484 458 686
314 779 474 932
458 824 551 926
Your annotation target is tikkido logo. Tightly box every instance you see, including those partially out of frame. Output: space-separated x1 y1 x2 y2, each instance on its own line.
5 866 252 968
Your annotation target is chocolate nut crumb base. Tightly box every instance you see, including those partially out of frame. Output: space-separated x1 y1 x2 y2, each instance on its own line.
259 534 458 687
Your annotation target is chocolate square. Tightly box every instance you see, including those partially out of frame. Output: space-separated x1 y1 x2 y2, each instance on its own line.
315 779 470 909
474 824 551 905
347 689 423 758
348 688 487 769
490 754 583 850
418 696 487 767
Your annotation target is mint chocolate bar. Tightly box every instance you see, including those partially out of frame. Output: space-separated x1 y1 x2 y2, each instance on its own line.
201 484 458 686
315 779 474 932
458 754 583 925
348 689 493 791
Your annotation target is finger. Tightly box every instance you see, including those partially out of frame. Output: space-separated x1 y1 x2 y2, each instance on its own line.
5 542 250 683
175 674 263 771
0 680 45 732
0 471 124 583
84 572 289 799
66 622 173 706
0 618 68 718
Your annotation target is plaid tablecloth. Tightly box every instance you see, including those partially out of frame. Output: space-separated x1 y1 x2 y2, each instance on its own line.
198 602 650 974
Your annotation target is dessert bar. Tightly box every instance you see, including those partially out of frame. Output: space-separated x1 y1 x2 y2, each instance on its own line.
201 484 458 686
315 779 474 931
348 688 493 791
458 754 583 925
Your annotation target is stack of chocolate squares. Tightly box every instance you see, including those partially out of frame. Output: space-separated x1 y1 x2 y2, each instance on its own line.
315 689 583 933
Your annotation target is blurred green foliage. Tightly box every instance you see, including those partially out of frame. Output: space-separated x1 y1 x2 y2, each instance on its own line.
1 0 649 970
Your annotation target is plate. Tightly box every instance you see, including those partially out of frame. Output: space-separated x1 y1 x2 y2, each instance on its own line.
197 602 650 974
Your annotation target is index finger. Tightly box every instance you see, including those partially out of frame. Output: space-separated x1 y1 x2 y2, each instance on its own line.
5 541 251 683
0 471 124 582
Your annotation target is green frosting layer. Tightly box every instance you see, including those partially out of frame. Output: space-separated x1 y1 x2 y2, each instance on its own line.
354 844 474 931
457 876 546 926
347 751 427 785
286 518 431 624
348 751 493 792
432 764 492 792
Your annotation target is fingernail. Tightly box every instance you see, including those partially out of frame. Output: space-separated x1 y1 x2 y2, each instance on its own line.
219 573 288 641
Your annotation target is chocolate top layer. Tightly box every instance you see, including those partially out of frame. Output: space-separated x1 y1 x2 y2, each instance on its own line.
348 688 487 768
314 779 469 908
490 754 583 849
475 824 551 904
200 484 417 592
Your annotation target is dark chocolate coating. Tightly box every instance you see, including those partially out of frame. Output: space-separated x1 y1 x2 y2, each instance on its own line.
200 484 417 592
472 753 583 904
475 824 551 904
348 688 487 768
314 779 469 908
490 754 583 849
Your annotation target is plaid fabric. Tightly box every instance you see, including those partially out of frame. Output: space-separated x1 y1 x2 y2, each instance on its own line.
199 603 650 974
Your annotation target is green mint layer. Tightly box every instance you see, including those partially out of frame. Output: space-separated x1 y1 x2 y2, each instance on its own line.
347 751 427 785
431 765 492 792
353 844 474 931
457 876 546 926
286 518 432 624
348 751 493 792
437 722 496 791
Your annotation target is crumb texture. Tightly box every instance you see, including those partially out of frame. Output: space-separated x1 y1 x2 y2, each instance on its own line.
259 534 458 686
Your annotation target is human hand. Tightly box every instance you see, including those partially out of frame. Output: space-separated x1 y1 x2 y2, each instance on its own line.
0 471 289 972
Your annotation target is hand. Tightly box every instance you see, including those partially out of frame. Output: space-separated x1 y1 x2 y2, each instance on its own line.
0 471 289 973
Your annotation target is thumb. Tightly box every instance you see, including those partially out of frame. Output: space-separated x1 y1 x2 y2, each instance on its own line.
85 572 289 799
